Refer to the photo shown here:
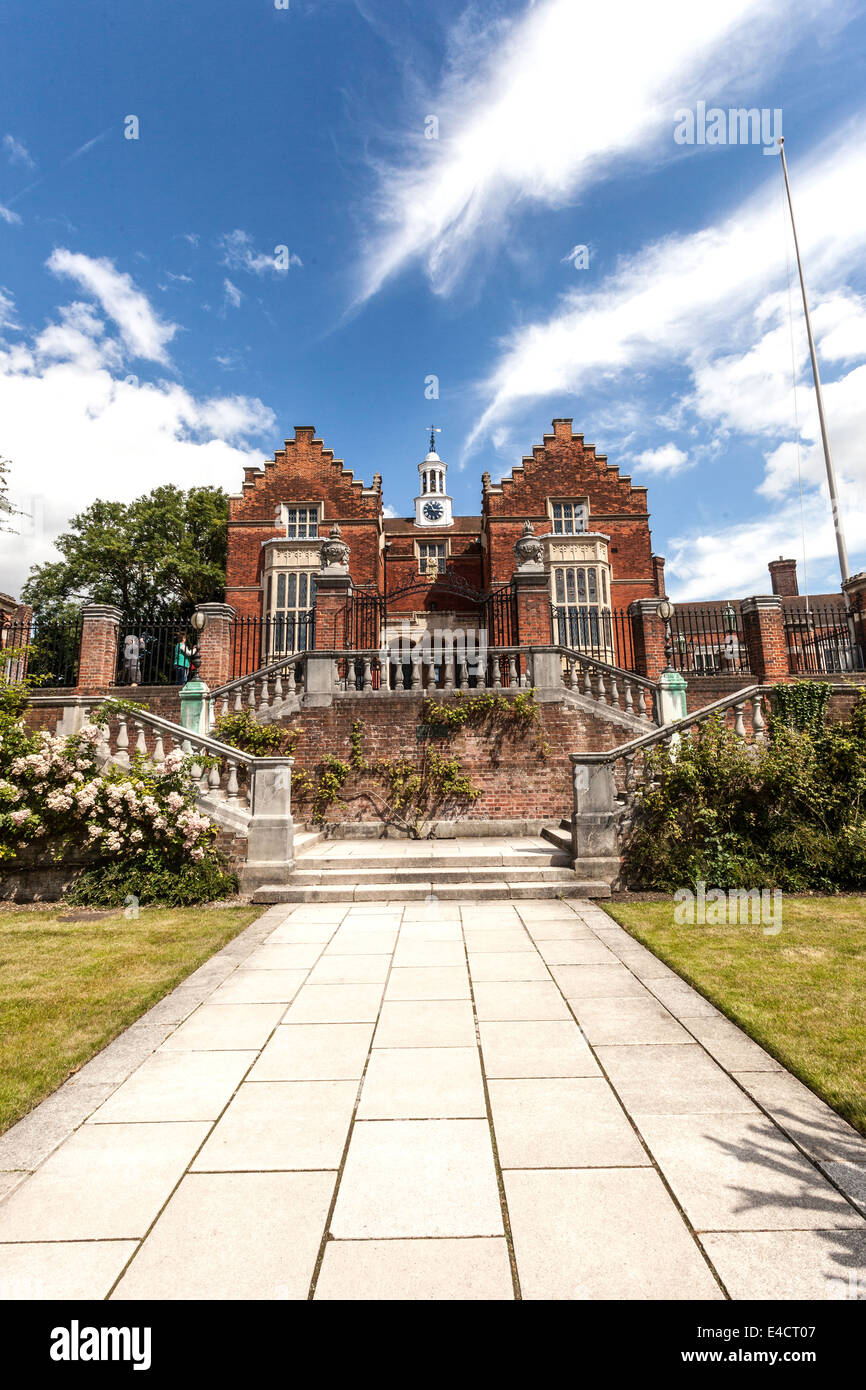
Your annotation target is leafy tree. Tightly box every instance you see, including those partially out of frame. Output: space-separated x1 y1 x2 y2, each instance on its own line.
22 485 228 617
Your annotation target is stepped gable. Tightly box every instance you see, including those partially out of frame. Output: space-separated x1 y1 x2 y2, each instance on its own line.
484 417 647 520
229 425 382 522
482 417 655 595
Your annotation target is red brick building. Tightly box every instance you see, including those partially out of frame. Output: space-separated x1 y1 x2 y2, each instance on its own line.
226 418 663 660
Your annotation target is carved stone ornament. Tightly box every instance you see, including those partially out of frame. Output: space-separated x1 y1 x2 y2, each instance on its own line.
320 522 350 569
514 519 544 569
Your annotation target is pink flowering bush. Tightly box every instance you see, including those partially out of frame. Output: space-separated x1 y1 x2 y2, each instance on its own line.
0 684 236 904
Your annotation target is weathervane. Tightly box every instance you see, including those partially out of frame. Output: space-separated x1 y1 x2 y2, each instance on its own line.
426 425 441 452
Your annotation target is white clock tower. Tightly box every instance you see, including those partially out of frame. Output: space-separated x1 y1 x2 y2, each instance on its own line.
414 427 454 528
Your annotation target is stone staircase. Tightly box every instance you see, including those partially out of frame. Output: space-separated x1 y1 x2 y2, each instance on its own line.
251 831 612 904
542 817 622 891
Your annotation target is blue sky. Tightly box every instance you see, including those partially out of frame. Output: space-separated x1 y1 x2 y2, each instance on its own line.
2 0 866 602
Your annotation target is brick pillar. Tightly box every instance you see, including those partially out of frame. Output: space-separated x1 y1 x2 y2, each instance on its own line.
193 602 235 686
629 598 668 681
313 572 352 649
76 604 122 693
740 595 789 682
513 570 553 645
842 572 866 664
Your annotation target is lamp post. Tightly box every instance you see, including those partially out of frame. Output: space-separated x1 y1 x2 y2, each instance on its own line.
188 609 206 681
656 597 675 670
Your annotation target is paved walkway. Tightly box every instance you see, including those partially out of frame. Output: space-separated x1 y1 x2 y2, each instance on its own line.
1 899 865 1301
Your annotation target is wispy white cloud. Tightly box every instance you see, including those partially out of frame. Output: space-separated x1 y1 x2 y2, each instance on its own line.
46 249 179 364
223 278 243 310
3 134 35 170
356 0 838 303
63 129 110 164
218 229 302 276
0 203 21 226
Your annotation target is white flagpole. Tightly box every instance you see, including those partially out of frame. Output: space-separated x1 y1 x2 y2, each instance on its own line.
778 137 850 586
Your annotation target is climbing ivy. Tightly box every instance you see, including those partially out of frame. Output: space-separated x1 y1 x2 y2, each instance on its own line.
770 681 831 737
421 688 550 759
213 709 299 758
292 719 481 837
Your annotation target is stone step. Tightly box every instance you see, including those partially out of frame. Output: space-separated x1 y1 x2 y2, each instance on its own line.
293 851 572 872
541 825 572 854
289 864 578 886
251 879 611 904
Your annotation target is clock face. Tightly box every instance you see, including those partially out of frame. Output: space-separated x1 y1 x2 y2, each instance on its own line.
423 501 444 521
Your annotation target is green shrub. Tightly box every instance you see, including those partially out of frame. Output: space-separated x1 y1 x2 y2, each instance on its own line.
212 710 298 757
65 849 238 908
622 689 866 891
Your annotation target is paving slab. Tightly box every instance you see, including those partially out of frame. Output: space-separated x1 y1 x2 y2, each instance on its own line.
314 1237 514 1301
472 981 572 1021
330 1119 503 1239
242 943 321 971
392 939 467 967
0 1241 139 1301
700 1229 866 1301
684 1014 784 1072
89 1049 255 1124
479 1021 599 1079
504 1168 723 1300
307 954 392 984
635 1112 866 1231
208 969 309 1005
160 1002 285 1051
533 939 619 965
574 995 692 1046
489 1078 649 1168
0 1122 209 1241
357 1047 485 1119
283 983 385 1023
373 1000 476 1049
192 1080 358 1171
549 963 650 1000
598 1044 759 1116
385 966 471 1001
467 951 550 982
324 931 399 955
248 1023 374 1081
731 1069 866 1167
112 1172 336 1300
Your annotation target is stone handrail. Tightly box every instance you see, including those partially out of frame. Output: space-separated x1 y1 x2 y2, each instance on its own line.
554 644 657 724
568 684 769 860
208 652 307 722
62 696 256 810
28 692 296 888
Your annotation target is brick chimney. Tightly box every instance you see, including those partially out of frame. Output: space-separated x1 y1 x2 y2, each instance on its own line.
768 557 798 597
652 554 666 596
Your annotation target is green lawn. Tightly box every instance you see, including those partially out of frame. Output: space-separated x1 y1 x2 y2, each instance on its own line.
604 896 866 1136
0 903 261 1135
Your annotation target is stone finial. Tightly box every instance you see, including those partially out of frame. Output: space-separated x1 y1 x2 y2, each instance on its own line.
372 472 382 490
320 522 350 570
481 470 492 492
514 519 544 570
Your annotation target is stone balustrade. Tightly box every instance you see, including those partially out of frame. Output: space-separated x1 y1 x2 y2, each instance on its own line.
557 645 657 724
568 685 771 862
209 653 307 723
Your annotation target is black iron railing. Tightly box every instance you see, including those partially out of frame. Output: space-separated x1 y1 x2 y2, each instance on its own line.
669 607 750 675
783 605 863 674
115 611 195 686
1 615 83 688
346 590 384 650
551 606 637 672
230 611 315 681
482 583 518 647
